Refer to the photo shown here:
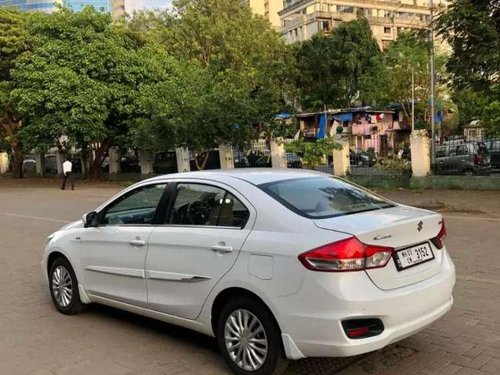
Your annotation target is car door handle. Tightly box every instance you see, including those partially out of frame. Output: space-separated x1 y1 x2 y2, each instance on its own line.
129 239 146 247
211 245 233 254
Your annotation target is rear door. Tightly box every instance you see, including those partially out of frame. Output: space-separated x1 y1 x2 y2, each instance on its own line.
145 181 255 319
314 206 445 290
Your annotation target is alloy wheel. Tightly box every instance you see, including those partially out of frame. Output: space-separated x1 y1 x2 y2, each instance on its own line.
51 265 73 308
224 309 268 372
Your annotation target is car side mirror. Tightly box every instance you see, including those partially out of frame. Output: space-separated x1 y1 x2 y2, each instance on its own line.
83 211 98 228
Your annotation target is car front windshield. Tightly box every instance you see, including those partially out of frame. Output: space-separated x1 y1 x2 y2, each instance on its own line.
259 177 393 218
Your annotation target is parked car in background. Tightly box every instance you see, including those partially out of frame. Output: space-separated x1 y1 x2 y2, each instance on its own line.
153 152 178 174
286 153 303 168
44 155 58 174
250 152 302 168
349 149 376 167
483 139 500 170
119 155 141 173
22 157 37 175
43 170 455 375
433 141 491 175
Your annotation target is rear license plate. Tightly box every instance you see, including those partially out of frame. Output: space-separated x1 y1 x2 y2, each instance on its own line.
393 242 434 271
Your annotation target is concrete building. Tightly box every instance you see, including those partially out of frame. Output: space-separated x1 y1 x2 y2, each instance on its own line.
247 0 283 29
0 0 62 12
279 0 437 49
111 0 124 20
0 0 109 12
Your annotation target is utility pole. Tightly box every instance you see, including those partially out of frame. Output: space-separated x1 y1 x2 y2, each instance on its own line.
412 67 415 132
429 0 436 164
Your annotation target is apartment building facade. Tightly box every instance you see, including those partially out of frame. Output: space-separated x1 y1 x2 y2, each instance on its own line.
279 0 434 48
0 0 109 12
111 0 124 20
247 0 283 29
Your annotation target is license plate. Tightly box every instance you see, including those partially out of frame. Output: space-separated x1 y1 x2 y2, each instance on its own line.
393 242 434 271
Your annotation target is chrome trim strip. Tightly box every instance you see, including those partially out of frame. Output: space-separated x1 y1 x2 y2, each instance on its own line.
85 266 145 279
146 270 211 282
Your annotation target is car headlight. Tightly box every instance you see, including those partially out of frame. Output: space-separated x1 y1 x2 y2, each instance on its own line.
45 233 55 246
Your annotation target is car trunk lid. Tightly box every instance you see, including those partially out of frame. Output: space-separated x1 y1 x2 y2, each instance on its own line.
313 205 444 290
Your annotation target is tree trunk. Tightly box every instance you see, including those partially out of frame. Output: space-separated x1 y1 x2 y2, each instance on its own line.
11 142 24 179
81 145 89 180
194 150 209 170
88 141 109 179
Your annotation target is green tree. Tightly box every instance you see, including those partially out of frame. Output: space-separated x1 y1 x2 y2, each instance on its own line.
436 0 500 134
0 8 30 178
294 16 387 110
130 0 294 166
384 32 448 128
11 7 169 177
284 137 341 169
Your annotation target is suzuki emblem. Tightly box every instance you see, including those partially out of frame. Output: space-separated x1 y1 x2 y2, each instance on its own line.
417 221 424 232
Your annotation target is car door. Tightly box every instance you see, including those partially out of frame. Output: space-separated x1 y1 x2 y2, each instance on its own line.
80 183 168 306
145 181 255 320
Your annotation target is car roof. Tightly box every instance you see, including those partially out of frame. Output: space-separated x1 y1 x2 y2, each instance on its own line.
145 168 327 185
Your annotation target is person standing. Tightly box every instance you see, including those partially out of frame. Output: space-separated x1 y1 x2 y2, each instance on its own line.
61 156 74 190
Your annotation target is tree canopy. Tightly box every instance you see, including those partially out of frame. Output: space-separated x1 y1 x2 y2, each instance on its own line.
133 0 294 153
0 8 30 177
436 0 500 134
384 32 449 129
11 7 178 175
293 15 387 110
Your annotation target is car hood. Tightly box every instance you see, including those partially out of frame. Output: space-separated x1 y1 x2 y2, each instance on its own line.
59 220 84 231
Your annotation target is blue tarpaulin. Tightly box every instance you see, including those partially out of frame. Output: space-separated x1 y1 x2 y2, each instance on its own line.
332 112 353 122
317 113 327 139
434 110 444 124
274 112 293 120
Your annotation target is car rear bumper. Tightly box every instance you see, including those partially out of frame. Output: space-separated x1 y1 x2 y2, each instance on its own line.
273 250 455 359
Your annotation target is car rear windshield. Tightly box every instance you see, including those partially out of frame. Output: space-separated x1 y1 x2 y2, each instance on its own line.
258 177 393 219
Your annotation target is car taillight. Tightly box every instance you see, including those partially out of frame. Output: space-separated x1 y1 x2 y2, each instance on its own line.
298 237 393 272
474 154 482 165
431 220 447 249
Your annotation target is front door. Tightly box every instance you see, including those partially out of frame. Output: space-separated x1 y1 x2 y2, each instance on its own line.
146 182 254 319
80 183 168 306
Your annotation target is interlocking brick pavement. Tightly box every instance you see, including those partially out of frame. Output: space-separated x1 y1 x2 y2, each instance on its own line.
0 181 499 375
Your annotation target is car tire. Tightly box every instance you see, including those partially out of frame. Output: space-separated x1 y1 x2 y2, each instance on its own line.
216 296 289 375
48 257 84 315
463 169 474 176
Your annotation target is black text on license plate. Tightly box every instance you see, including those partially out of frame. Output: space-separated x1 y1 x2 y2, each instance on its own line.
394 242 434 271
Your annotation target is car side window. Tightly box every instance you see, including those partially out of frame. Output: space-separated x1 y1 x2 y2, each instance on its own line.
456 145 468 156
102 184 167 225
436 148 447 158
168 183 250 228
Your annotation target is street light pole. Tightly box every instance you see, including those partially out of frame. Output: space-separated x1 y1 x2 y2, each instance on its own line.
412 67 415 132
429 0 436 164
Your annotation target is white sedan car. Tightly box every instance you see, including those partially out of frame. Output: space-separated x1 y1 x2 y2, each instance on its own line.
42 169 455 375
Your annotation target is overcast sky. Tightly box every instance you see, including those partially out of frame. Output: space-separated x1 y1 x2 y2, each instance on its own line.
125 0 173 13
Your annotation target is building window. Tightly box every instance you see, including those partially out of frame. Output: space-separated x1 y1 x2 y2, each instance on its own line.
338 5 354 13
384 26 392 34
319 20 330 32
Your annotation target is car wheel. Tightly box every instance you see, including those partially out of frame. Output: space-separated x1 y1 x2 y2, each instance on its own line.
216 296 289 375
463 169 474 176
49 257 84 315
